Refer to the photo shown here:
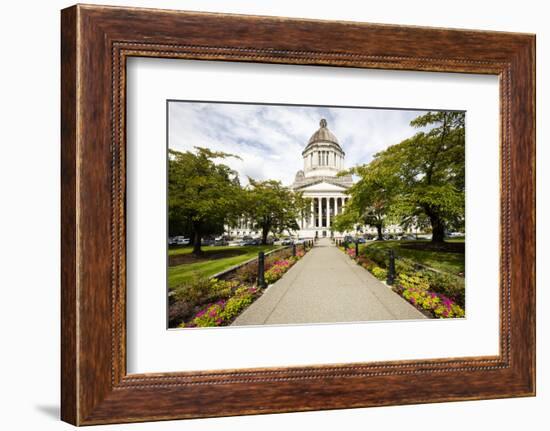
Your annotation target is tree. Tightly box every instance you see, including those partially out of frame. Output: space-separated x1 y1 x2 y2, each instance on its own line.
333 159 399 240
168 147 243 255
245 179 310 245
370 111 465 242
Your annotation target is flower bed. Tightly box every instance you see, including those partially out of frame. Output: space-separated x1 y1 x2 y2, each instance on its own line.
394 273 464 318
172 245 310 328
182 286 260 327
341 244 465 319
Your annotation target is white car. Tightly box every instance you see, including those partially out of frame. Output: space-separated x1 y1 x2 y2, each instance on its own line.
448 232 465 238
175 236 190 245
228 240 245 247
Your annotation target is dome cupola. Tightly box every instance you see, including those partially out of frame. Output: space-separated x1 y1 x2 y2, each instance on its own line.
304 118 342 152
302 119 345 178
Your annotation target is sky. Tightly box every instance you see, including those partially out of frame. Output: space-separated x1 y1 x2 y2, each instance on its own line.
168 101 432 186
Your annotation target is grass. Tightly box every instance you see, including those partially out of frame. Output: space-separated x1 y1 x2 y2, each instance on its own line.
360 240 465 275
168 245 278 289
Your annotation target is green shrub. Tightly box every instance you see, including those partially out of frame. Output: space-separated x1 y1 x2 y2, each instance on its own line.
362 247 387 268
220 287 257 321
172 277 239 308
397 273 430 291
168 300 193 327
395 258 415 275
371 266 387 280
419 270 465 307
172 275 212 304
234 261 258 283
209 278 239 298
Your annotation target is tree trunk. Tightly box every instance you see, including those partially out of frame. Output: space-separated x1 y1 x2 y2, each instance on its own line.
261 225 269 245
430 214 446 243
192 224 202 256
376 224 384 241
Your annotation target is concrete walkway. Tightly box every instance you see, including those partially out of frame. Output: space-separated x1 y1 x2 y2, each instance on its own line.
232 238 426 326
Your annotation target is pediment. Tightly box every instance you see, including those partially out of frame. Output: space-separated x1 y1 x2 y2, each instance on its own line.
296 181 349 192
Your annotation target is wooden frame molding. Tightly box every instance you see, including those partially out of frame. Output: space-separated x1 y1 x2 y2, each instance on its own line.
61 4 535 425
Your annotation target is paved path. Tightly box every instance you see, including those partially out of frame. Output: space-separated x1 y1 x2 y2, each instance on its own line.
232 238 426 326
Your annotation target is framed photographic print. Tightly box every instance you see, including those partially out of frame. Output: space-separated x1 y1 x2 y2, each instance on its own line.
61 4 535 425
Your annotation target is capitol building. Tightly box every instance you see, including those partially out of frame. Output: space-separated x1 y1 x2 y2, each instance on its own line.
227 119 408 239
290 119 353 238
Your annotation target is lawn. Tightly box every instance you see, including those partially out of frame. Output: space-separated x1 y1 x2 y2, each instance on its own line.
360 240 465 275
168 245 279 289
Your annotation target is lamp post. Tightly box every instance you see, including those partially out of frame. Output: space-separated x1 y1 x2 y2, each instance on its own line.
257 251 266 288
387 249 396 285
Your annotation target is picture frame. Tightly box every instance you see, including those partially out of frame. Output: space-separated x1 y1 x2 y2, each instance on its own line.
61 4 535 425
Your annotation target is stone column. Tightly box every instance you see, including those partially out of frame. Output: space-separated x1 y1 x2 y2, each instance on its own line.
310 198 314 228
318 197 322 227
327 197 332 228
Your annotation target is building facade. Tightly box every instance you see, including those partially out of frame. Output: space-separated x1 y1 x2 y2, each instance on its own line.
291 119 353 239
226 118 414 239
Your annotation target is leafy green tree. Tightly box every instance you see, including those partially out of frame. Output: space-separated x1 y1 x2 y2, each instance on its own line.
168 147 243 255
333 159 399 240
369 111 465 242
245 179 310 244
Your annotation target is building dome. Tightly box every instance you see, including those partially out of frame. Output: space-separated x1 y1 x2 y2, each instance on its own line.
300 119 346 179
304 119 342 152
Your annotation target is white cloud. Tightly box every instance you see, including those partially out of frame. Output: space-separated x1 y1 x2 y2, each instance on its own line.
168 101 434 186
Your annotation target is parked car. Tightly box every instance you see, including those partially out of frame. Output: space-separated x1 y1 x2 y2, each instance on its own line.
293 238 306 245
228 240 246 247
355 237 366 244
173 236 190 245
243 238 261 246
281 238 293 246
447 232 465 238
343 235 354 243
399 234 417 240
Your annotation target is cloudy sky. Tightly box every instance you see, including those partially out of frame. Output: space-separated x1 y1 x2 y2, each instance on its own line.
168 101 432 186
